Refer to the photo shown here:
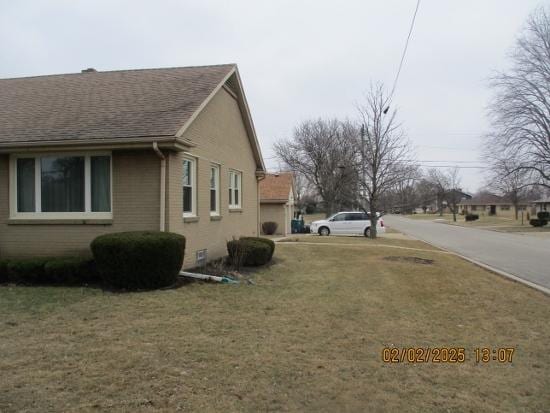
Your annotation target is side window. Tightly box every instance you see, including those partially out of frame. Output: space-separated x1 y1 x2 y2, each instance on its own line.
210 165 220 215
183 157 196 216
228 170 242 209
332 213 346 221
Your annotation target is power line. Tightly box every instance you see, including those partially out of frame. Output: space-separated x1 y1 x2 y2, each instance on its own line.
388 0 422 102
397 159 482 164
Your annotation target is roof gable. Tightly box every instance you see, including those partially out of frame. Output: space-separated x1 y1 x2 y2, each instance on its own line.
260 173 295 202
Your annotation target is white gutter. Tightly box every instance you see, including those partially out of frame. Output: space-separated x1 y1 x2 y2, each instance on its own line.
256 173 266 236
153 142 166 232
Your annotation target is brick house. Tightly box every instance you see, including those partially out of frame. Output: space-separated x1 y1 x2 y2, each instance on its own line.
0 64 266 267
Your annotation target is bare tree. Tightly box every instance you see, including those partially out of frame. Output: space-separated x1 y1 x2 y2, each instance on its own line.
379 165 422 213
425 169 450 216
356 83 414 238
274 119 359 216
445 167 462 222
485 6 550 188
486 155 531 219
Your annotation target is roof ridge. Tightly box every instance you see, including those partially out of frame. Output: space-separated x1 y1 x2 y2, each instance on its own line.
0 63 237 81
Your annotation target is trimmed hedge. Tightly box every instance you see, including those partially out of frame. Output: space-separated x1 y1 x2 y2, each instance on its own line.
0 260 9 283
91 231 185 290
227 238 271 267
0 257 97 285
530 218 548 227
240 237 276 260
537 211 550 220
7 258 50 284
262 221 278 235
465 214 479 222
44 257 97 285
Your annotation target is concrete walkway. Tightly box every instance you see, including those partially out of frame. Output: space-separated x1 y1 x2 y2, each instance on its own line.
384 215 550 292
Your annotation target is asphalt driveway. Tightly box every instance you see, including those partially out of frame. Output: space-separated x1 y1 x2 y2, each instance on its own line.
384 215 550 292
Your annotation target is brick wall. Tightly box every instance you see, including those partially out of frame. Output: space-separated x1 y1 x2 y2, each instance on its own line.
0 151 160 258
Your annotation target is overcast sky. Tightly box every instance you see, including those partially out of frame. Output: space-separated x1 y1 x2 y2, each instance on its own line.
1 0 545 192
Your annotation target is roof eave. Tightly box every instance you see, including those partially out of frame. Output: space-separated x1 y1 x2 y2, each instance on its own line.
260 199 289 204
0 136 194 153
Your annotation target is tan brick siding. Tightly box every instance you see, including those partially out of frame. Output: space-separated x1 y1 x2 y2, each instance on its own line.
0 151 160 258
167 87 259 268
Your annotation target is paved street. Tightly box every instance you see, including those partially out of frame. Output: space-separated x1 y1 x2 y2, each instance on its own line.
384 215 550 291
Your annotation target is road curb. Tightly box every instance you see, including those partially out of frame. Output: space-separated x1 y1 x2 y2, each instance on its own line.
390 224 550 297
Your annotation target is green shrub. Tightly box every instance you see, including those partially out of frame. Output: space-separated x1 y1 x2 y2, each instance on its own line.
44 257 98 285
262 221 278 235
240 237 276 260
0 259 10 283
6 258 50 284
530 218 548 227
465 214 479 222
227 238 271 268
537 211 550 220
91 231 185 290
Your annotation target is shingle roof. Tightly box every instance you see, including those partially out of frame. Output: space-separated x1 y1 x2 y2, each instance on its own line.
260 173 294 202
0 64 235 144
459 193 511 205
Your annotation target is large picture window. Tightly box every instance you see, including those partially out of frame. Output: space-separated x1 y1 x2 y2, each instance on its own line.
210 165 220 215
41 156 85 212
228 170 242 209
11 153 112 219
183 158 196 216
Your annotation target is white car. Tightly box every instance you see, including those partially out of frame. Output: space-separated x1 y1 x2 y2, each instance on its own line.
310 211 385 237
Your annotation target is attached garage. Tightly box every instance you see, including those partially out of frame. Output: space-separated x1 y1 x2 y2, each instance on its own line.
259 173 295 235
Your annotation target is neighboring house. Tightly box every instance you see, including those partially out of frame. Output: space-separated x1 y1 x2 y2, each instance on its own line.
458 193 530 217
0 64 266 268
259 173 295 235
533 198 550 213
415 190 472 214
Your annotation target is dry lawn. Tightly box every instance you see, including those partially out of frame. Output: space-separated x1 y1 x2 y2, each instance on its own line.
407 213 550 234
1 236 549 412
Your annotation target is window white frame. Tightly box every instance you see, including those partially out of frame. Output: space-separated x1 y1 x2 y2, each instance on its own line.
9 151 112 220
210 164 220 216
182 156 197 217
228 169 242 209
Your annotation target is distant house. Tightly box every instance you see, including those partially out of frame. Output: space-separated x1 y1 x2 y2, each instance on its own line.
0 64 266 268
533 198 550 213
415 190 472 214
259 173 295 235
458 193 530 217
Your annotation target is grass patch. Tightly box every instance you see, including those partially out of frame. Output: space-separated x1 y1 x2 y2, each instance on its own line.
281 233 441 251
405 214 550 233
0 237 549 411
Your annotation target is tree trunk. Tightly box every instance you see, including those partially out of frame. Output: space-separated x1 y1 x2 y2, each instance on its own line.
369 204 378 239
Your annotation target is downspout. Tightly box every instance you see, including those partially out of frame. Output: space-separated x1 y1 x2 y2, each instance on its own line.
153 142 166 232
257 173 266 236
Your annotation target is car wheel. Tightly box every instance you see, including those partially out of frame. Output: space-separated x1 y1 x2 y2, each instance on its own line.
364 227 371 238
319 227 330 236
